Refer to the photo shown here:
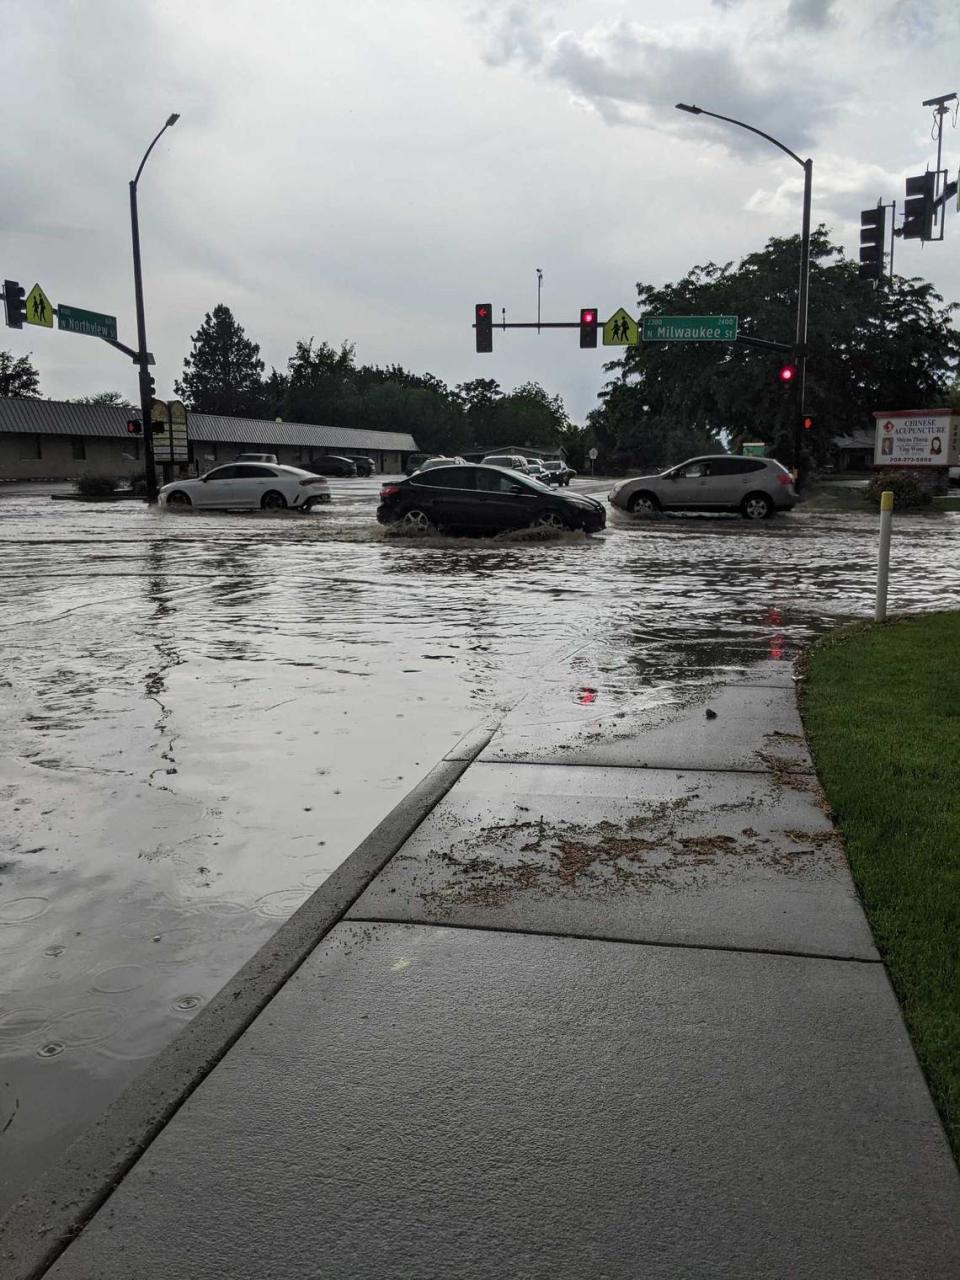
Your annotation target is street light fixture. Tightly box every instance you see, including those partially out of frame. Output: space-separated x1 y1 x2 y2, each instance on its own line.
130 113 179 504
675 101 813 468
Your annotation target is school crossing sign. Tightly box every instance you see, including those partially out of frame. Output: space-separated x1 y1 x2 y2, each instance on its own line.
602 308 639 346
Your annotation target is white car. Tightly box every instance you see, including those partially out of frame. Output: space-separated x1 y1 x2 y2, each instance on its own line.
160 463 331 511
419 455 466 471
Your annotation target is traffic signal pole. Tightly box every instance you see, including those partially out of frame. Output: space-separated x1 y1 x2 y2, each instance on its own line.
795 157 812 472
129 178 158 504
676 104 813 474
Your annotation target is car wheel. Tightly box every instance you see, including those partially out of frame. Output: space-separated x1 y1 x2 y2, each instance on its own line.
533 509 570 531
261 490 288 510
627 491 660 515
741 492 773 521
400 508 434 533
166 490 191 507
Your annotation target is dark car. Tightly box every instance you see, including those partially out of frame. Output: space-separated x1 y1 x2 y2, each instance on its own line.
350 456 375 476
307 455 358 477
377 464 605 534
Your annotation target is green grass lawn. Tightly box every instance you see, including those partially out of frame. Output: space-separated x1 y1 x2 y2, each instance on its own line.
803 612 960 1158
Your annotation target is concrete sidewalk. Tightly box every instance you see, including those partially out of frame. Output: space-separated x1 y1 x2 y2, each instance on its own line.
5 665 960 1278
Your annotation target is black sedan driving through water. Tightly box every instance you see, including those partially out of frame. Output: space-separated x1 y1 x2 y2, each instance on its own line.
377 464 605 534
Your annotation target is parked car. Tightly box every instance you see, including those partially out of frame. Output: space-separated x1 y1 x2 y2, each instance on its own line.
234 452 279 464
377 464 605 534
525 460 549 481
403 452 430 476
419 455 467 471
609 455 796 520
306 455 358 477
482 453 531 474
542 460 571 487
350 456 376 476
161 463 331 511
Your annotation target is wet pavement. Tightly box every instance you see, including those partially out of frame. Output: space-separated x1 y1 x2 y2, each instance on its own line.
2 477 960 1212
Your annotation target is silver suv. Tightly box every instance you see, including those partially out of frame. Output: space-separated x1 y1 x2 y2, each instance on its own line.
482 453 530 474
609 455 796 520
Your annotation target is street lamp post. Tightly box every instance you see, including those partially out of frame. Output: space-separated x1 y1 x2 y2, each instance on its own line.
130 113 179 504
676 103 813 470
536 267 543 334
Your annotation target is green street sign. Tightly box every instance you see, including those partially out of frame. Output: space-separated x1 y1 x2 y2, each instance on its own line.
642 314 737 342
57 303 117 342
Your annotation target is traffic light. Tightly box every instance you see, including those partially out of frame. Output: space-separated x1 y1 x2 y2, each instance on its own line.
859 206 886 280
3 280 25 329
475 303 492 353
139 368 155 399
778 363 797 386
903 172 935 241
126 420 143 435
802 414 814 432
579 308 598 349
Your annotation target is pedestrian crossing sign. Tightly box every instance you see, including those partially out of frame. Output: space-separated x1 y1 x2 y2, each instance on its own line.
25 283 53 328
602 307 638 346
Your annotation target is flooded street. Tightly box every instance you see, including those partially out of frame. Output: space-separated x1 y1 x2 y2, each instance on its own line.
2 477 959 1210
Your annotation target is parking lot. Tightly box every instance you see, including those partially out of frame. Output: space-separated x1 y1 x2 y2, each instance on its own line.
2 477 960 1210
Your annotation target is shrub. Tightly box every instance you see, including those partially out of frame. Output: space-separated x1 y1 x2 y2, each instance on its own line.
75 474 118 497
864 470 932 509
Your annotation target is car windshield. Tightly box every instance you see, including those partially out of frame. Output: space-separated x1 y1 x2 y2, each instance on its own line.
502 469 551 493
544 462 561 470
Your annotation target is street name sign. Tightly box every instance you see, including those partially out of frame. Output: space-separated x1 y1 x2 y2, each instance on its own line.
25 283 53 328
642 314 738 342
57 303 118 342
603 307 638 346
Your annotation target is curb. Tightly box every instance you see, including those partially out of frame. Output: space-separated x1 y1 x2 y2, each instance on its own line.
0 731 494 1280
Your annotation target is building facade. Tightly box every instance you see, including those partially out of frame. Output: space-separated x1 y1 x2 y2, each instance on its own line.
0 399 419 481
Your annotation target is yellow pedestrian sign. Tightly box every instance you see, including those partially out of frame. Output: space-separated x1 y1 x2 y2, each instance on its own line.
602 307 638 346
25 283 53 328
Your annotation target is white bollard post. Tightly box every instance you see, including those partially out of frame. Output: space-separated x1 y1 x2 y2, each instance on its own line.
875 490 894 622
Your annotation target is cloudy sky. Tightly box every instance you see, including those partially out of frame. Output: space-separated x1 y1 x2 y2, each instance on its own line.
3 0 958 421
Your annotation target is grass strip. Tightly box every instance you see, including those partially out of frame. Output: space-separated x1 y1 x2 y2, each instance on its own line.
802 612 960 1159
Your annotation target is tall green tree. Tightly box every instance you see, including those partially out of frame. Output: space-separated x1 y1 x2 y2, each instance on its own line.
282 339 358 424
484 381 570 447
591 229 959 469
0 350 41 399
175 304 265 417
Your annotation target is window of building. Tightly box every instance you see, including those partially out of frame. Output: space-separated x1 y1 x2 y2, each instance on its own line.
18 435 41 460
71 437 86 461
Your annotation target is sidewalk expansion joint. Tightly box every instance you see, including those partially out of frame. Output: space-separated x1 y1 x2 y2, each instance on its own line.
347 914 881 967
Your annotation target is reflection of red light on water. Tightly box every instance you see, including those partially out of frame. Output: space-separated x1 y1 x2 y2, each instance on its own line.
769 634 785 660
765 608 782 625
579 687 598 704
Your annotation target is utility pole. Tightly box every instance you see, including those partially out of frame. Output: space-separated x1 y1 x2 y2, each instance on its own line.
536 268 543 335
130 114 179 504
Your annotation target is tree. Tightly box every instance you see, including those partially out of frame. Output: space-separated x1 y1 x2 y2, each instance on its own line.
73 391 132 407
0 350 41 399
591 229 960 469
282 339 358 425
175 304 265 417
484 381 570 448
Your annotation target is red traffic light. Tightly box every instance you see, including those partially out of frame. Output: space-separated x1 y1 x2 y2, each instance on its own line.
579 307 598 349
802 415 814 431
126 419 142 435
476 305 488 319
778 364 797 384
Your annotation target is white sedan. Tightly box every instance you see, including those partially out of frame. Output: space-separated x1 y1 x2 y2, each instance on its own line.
160 463 331 511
